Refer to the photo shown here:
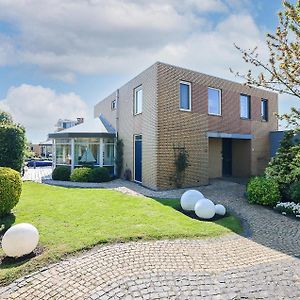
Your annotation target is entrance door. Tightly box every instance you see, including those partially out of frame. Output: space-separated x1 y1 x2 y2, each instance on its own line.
222 139 232 176
134 135 142 182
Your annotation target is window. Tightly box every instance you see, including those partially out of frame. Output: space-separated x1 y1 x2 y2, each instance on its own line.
134 86 143 115
180 81 191 111
261 99 268 121
208 87 221 115
240 94 251 119
111 100 117 110
103 143 115 166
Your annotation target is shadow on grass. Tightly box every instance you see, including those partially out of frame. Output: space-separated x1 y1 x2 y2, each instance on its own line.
154 198 245 236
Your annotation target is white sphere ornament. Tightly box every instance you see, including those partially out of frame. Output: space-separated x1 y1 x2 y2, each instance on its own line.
180 190 204 211
215 204 226 216
2 223 39 258
194 198 216 219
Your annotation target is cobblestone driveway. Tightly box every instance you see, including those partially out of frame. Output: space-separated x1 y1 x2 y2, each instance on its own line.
1 179 300 299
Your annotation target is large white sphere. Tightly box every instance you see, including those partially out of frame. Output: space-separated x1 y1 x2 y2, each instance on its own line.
215 204 226 216
2 223 39 257
180 190 204 211
194 198 215 219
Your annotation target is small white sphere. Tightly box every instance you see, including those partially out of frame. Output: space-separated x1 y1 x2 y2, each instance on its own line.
180 190 204 211
215 204 226 216
2 223 39 257
195 198 215 219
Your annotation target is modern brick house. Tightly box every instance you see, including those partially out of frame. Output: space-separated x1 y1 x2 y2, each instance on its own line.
94 62 278 190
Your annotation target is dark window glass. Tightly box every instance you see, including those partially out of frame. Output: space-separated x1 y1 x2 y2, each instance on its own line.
261 99 268 121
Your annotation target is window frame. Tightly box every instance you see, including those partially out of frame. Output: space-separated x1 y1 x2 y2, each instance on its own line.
261 98 269 122
240 94 251 120
133 85 143 115
179 80 192 112
111 99 117 111
208 87 222 116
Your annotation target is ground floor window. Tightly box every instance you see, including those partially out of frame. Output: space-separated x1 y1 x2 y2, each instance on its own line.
56 143 71 165
54 137 115 167
74 141 99 165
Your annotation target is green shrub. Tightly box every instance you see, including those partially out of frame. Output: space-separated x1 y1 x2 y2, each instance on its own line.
70 167 92 182
246 176 280 206
265 130 300 199
89 167 111 183
290 181 300 203
0 123 26 172
0 167 22 216
52 166 71 181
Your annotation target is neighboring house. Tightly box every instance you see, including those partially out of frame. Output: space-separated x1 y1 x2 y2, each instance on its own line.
55 118 84 132
94 62 278 190
39 140 53 158
29 143 42 157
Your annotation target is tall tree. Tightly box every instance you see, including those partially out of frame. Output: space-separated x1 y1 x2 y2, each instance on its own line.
232 1 300 129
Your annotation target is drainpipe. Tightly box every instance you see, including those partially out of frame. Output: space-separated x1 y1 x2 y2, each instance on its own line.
116 89 120 136
114 89 120 176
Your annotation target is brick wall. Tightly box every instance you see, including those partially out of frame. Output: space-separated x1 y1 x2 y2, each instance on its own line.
156 62 278 189
94 62 278 190
94 64 158 189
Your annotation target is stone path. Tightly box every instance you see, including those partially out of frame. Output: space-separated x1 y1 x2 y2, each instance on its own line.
23 167 52 183
4 174 299 299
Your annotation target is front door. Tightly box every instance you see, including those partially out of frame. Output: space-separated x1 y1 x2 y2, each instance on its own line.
222 139 232 176
134 135 142 182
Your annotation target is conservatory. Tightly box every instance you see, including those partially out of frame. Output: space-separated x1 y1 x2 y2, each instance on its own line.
48 116 116 174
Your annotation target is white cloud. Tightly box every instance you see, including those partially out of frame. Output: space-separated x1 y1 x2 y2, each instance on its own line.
0 0 249 79
0 84 89 142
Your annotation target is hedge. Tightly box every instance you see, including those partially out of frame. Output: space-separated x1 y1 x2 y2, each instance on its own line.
0 123 26 172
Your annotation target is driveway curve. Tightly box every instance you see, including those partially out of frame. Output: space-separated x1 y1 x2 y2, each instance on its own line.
1 179 300 299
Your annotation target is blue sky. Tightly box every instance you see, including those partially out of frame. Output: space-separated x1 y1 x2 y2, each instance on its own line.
0 0 298 142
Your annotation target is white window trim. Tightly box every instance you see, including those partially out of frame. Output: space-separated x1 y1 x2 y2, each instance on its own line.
134 85 143 115
179 81 192 112
208 87 222 116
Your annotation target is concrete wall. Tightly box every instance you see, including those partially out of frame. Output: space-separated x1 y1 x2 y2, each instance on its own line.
208 138 222 178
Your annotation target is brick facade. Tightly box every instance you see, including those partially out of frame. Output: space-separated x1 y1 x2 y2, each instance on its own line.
94 62 278 190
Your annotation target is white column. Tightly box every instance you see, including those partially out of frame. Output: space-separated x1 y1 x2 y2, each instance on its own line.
71 138 75 170
52 139 56 169
100 138 104 167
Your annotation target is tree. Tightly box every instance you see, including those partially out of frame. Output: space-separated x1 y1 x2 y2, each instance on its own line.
0 110 13 124
0 111 26 172
232 1 300 129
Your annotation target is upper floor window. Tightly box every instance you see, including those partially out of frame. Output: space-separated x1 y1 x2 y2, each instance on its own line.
240 94 251 119
261 99 268 121
134 86 143 115
180 81 191 111
208 87 221 115
111 99 117 110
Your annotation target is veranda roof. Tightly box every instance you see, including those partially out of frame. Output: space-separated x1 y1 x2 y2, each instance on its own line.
48 115 116 139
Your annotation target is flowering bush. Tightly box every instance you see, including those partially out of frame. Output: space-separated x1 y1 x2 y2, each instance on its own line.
275 202 300 217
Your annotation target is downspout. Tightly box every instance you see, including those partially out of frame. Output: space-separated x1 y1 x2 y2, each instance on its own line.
114 89 120 176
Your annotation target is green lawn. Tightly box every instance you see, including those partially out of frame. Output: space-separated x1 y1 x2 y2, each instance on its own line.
0 182 241 284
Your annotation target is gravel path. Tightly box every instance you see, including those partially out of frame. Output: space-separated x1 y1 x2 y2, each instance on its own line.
4 175 298 299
